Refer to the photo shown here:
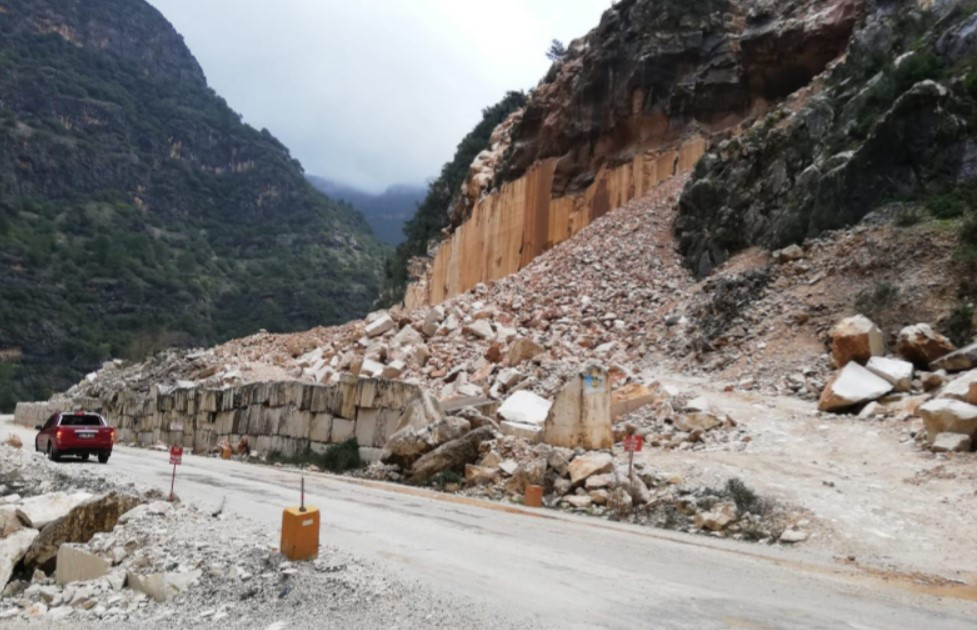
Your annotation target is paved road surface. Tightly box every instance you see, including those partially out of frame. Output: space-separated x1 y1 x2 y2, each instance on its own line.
4 418 975 629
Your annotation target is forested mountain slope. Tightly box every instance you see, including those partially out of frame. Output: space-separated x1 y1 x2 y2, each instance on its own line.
0 0 383 408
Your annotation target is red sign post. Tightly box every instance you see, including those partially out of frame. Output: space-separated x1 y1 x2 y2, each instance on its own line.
623 434 643 482
168 445 183 501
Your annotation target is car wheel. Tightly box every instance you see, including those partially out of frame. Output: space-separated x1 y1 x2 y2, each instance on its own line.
97 453 110 464
47 443 60 463
80 453 90 462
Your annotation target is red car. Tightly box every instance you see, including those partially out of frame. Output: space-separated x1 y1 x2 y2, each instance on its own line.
34 411 115 463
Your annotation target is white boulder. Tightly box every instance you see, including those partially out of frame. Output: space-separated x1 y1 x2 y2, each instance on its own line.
866 356 914 392
818 362 893 412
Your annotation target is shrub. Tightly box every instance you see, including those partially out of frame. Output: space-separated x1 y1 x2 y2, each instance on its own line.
724 478 770 516
320 438 362 473
854 282 900 321
945 304 976 346
894 207 923 227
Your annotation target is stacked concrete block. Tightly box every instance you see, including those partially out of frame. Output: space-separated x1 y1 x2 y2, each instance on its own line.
17 376 422 457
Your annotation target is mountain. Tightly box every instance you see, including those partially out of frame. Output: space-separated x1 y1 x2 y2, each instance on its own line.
306 176 424 246
0 0 384 410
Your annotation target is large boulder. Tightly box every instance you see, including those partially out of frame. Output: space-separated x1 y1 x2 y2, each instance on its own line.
917 399 977 443
393 390 444 433
866 356 914 392
18 492 93 530
931 342 977 373
365 313 395 338
567 452 613 485
896 324 955 366
507 458 547 494
829 315 884 368
409 426 496 483
818 362 893 412
506 337 544 366
675 397 730 432
0 507 30 538
381 416 471 468
541 365 613 450
0 528 38 587
939 370 977 405
23 492 142 572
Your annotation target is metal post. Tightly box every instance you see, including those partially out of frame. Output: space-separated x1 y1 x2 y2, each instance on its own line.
300 475 306 513
169 463 177 501
629 449 634 483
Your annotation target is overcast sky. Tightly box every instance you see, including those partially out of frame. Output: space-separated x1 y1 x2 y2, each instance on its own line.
147 1 610 193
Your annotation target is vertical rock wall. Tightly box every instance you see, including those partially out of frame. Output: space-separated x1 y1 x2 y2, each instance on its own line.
409 136 705 307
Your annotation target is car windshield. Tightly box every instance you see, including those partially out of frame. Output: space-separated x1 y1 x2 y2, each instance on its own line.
59 414 103 427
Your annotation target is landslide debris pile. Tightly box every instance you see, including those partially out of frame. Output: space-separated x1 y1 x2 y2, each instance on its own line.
817 314 977 453
0 443 494 628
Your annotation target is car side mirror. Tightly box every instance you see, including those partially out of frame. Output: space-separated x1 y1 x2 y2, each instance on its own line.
34 425 42 431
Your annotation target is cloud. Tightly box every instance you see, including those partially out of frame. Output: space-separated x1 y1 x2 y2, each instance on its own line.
147 0 609 192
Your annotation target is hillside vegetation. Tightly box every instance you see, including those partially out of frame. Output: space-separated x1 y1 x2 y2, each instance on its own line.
0 0 383 409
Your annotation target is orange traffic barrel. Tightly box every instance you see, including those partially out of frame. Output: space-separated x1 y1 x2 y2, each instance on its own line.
524 484 543 508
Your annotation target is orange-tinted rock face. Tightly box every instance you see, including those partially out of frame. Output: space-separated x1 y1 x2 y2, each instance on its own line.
407 137 706 306
407 0 861 306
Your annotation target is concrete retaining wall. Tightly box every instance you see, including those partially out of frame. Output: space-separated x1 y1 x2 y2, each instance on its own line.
15 375 422 456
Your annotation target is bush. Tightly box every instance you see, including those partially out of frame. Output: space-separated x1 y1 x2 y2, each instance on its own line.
894 207 923 227
724 478 770 516
945 304 976 346
320 438 362 473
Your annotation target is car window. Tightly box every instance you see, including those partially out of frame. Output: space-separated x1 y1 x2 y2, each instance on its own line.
58 414 104 427
43 414 58 429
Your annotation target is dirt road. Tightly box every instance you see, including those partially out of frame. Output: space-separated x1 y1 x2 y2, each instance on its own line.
3 417 974 629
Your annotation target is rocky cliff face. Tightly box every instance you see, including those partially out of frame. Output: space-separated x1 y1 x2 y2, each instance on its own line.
409 0 861 305
676 0 977 275
0 0 383 408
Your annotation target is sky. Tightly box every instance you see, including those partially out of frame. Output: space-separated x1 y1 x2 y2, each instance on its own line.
147 0 610 193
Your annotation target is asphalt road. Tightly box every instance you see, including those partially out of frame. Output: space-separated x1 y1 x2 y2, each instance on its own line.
4 418 976 629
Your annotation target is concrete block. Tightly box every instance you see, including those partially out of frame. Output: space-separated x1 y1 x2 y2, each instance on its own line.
357 379 379 408
355 408 380 447
56 544 109 585
332 418 355 443
279 410 312 440
309 415 332 443
358 447 383 465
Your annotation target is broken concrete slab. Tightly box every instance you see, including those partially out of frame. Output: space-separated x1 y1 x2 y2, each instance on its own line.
18 492 93 530
24 492 142 572
866 356 914 392
818 362 893 412
497 390 551 427
55 544 108 586
829 315 884 368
